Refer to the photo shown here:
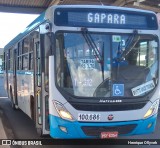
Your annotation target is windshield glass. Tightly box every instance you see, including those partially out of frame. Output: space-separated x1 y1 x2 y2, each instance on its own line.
56 32 158 98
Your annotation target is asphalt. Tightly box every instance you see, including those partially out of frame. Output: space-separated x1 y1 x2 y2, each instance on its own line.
0 75 10 147
0 115 7 139
0 107 10 148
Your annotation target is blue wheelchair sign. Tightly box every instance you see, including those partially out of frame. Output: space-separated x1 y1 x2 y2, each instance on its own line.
113 84 124 96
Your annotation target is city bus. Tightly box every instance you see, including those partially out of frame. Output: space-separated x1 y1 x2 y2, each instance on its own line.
3 5 160 139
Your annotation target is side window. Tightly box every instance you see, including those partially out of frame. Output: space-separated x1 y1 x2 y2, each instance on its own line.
17 35 34 71
23 37 29 54
17 42 23 70
147 41 157 66
22 54 29 70
122 36 158 70
127 40 158 68
29 52 33 70
8 49 13 70
21 36 31 71
29 37 34 70
3 52 5 70
17 57 22 70
8 50 10 70
56 39 61 86
137 41 147 66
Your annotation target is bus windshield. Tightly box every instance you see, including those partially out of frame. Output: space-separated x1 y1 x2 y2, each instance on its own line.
56 32 158 98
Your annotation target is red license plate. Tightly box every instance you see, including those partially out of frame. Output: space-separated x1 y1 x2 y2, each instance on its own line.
101 131 118 139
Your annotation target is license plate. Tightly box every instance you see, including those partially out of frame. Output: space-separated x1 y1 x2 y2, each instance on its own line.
78 113 100 121
101 132 118 139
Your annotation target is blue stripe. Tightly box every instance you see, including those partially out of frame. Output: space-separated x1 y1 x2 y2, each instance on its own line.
17 71 34 75
49 114 157 139
8 71 33 75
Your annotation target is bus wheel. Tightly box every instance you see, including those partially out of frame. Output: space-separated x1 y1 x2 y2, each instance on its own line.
10 88 16 110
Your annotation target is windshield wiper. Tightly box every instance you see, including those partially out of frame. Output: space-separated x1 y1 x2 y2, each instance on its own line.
121 30 139 59
116 30 139 62
81 27 103 63
114 30 139 80
81 27 105 80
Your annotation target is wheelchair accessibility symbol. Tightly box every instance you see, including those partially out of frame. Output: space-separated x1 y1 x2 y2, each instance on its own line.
113 84 124 96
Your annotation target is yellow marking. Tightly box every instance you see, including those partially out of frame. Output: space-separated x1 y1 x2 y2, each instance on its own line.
36 89 41 96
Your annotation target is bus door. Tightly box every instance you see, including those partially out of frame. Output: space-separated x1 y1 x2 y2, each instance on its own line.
5 51 9 95
7 49 13 97
34 36 43 134
40 23 51 135
13 48 18 107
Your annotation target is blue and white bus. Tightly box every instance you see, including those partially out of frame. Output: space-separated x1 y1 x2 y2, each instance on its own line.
4 5 160 139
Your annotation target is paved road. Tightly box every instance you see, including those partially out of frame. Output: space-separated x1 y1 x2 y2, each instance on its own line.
0 76 160 148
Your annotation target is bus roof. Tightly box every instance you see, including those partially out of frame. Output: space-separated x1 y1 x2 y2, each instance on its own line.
4 5 156 51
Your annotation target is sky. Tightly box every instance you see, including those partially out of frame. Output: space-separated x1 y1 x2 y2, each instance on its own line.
0 12 39 48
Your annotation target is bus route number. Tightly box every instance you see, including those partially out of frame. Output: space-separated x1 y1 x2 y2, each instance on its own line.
80 59 95 70
78 113 100 121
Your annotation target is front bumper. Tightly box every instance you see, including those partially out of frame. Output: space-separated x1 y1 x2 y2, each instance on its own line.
49 114 157 139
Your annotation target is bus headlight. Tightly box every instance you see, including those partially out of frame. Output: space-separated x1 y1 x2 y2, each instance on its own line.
53 101 74 121
144 100 159 119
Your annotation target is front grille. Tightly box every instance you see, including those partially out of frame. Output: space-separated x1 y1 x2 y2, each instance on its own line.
70 102 146 111
81 124 137 136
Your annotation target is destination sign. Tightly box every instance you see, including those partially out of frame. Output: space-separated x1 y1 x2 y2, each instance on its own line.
87 13 125 24
54 8 158 29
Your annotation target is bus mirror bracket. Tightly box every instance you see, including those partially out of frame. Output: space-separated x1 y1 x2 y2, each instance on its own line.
45 22 52 32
